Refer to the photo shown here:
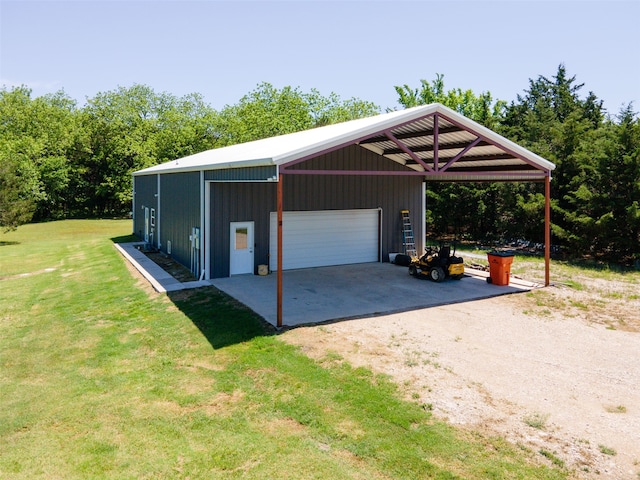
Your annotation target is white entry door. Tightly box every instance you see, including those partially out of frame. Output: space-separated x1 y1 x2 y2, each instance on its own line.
229 222 254 275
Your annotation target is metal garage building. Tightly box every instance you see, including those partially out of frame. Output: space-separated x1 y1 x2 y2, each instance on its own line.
132 103 555 326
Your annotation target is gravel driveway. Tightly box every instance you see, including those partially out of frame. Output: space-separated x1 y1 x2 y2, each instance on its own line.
283 290 640 479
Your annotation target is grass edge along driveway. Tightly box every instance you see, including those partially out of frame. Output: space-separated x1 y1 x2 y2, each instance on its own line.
0 220 565 479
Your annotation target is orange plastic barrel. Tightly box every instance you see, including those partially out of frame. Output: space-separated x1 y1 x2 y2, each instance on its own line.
487 252 514 286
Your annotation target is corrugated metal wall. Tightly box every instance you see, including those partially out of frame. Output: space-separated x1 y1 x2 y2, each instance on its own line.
133 175 158 241
210 182 275 278
209 144 423 278
159 172 201 270
286 145 423 257
204 166 276 182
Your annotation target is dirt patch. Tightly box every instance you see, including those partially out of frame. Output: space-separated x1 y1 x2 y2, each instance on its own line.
282 284 640 479
0 267 57 281
518 282 640 333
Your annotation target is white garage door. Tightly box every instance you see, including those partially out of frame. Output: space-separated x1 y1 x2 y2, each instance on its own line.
269 209 380 271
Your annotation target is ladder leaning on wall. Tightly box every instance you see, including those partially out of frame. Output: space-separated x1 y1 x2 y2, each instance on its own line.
400 210 417 258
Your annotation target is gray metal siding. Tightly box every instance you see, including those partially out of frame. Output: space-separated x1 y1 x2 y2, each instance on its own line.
208 145 423 278
133 175 158 241
159 172 201 269
210 182 275 278
204 166 276 182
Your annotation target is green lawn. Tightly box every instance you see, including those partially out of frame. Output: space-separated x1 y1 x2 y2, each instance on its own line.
0 220 566 479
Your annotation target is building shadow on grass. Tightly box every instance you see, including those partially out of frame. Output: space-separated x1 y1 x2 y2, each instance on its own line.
167 287 276 350
111 235 274 350
111 234 139 244
0 241 20 246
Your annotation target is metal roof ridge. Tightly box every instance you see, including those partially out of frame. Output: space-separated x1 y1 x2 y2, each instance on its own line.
133 103 555 176
133 105 440 175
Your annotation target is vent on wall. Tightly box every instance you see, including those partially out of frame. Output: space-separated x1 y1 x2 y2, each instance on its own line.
167 241 171 255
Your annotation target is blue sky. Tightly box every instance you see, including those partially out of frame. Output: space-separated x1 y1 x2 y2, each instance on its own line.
1 0 638 116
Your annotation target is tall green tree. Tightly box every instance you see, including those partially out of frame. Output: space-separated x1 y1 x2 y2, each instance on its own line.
305 88 380 127
0 86 78 223
78 84 164 214
501 64 606 252
215 82 379 146
153 92 220 163
76 85 219 215
215 83 312 145
395 73 505 128
0 87 38 229
564 105 640 260
0 154 36 231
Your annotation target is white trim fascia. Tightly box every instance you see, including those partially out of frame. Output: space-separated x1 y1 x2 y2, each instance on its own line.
156 174 161 249
133 158 276 176
131 175 136 235
200 171 205 280
204 179 211 280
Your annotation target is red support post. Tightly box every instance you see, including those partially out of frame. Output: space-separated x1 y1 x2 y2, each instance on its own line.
433 113 439 171
545 174 551 287
277 174 283 327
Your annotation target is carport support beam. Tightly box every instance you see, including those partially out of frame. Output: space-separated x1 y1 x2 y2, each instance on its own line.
545 174 551 287
277 174 283 327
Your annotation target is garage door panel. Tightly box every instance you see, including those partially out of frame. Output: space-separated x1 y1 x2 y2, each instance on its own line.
269 209 379 271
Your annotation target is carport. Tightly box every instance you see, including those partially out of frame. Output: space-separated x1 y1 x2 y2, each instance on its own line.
273 104 554 326
134 103 555 328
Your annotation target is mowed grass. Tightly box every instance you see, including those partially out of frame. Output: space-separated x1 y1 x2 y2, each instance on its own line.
0 220 566 479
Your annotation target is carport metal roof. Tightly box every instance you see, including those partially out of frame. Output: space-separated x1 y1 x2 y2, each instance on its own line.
134 103 554 182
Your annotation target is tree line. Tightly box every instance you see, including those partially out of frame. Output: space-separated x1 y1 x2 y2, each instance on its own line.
1 66 638 263
401 67 639 264
0 82 378 224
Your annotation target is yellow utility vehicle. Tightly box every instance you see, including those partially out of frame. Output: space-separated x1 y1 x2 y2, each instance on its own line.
409 244 464 282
